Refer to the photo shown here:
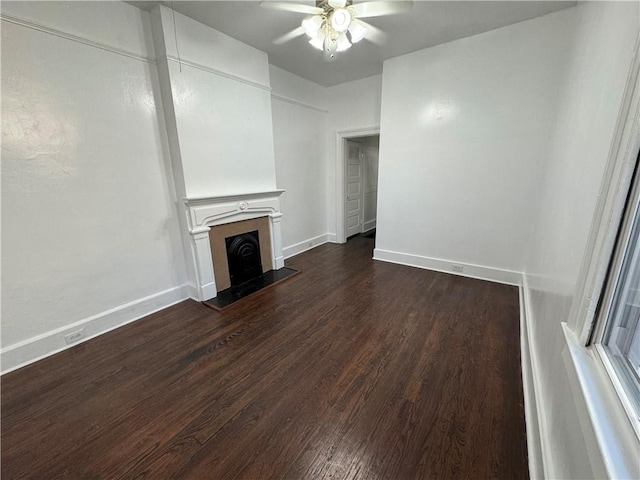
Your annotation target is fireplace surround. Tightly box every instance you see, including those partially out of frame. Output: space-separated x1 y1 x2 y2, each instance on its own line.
209 216 273 291
183 190 285 301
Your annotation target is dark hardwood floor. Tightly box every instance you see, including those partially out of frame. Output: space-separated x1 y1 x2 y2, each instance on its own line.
1 236 528 479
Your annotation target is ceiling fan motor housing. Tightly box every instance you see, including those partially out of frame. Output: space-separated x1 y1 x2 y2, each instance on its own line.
330 8 352 33
316 0 354 10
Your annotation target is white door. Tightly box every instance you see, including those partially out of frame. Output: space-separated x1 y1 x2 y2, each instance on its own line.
346 140 363 238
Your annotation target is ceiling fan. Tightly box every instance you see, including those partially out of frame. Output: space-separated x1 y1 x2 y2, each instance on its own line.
262 0 412 60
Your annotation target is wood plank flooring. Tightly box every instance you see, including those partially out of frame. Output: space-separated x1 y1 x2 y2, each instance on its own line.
1 236 528 479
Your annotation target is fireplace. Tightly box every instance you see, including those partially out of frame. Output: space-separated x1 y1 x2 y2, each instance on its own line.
182 190 285 301
226 231 262 287
207 216 273 292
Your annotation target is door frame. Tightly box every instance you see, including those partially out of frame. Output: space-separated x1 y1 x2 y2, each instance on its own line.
335 126 380 244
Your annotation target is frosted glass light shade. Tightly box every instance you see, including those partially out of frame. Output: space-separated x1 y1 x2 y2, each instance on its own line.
336 34 352 52
348 20 367 43
309 30 325 50
302 15 323 38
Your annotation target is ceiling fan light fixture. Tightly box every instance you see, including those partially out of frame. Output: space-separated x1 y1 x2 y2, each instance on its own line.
267 0 407 58
348 19 367 43
309 30 325 50
301 15 324 38
336 34 352 52
329 8 351 33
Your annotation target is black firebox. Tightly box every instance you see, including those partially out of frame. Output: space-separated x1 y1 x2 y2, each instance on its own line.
225 230 262 287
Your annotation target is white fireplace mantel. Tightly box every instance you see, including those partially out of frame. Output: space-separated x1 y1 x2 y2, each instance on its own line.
182 189 285 301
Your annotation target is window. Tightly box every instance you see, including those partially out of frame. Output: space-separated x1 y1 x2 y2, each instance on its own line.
592 150 640 438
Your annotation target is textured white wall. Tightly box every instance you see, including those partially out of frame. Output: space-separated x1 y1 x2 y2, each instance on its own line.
523 2 640 478
269 66 330 255
150 5 276 199
375 9 575 275
1 2 187 366
0 1 155 59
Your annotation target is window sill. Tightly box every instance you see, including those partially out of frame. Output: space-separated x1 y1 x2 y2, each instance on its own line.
562 323 640 479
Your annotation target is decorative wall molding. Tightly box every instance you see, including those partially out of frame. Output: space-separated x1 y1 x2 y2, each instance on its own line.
183 190 285 232
271 94 329 113
0 13 156 64
283 233 334 259
0 12 280 97
372 248 522 286
1 284 190 375
162 54 272 92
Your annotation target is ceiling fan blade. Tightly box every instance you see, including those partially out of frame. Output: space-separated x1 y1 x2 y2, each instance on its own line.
358 20 388 45
351 1 412 18
260 2 324 15
274 26 305 44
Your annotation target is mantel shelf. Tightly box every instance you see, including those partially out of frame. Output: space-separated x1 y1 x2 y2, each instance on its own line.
183 190 285 206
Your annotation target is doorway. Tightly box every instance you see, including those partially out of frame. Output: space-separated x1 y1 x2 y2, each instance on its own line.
345 135 380 240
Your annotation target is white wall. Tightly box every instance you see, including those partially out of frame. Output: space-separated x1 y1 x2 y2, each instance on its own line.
1 1 188 372
374 9 576 282
326 75 382 237
523 2 640 478
150 5 276 199
269 65 330 257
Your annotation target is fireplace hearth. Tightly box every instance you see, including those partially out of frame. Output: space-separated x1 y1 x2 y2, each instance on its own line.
203 266 299 310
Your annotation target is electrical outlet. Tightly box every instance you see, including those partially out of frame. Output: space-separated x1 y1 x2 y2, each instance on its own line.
64 329 85 345
452 264 464 273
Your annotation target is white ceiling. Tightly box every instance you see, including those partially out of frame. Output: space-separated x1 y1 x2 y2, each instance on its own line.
128 1 576 87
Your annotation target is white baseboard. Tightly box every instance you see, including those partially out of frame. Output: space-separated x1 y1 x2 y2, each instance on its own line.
283 233 333 259
519 280 545 479
372 248 522 286
363 220 376 232
186 283 199 301
1 284 190 375
327 233 337 243
521 274 554 479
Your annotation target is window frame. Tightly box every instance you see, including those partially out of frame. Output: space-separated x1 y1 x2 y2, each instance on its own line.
589 159 640 437
562 35 640 478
